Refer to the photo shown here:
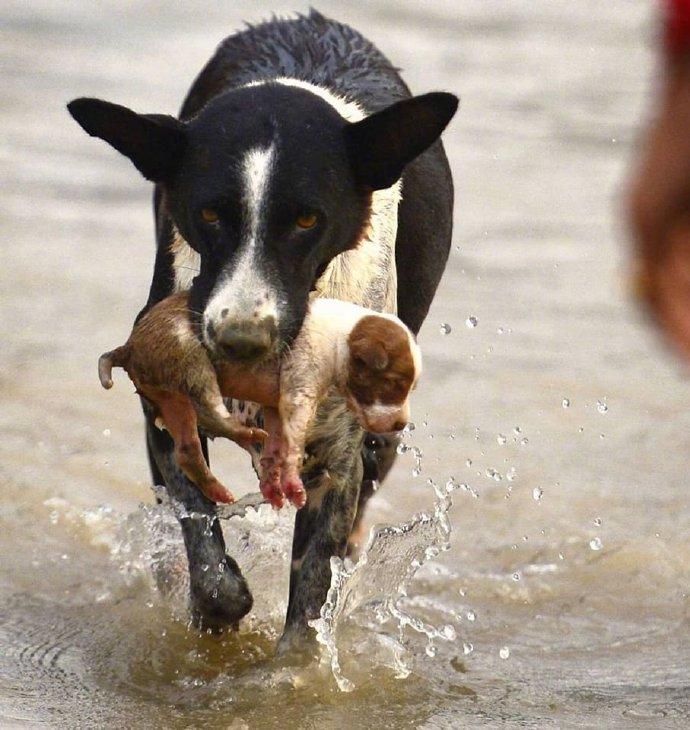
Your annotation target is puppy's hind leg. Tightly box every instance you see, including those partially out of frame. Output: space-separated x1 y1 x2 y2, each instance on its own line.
157 392 235 504
194 383 267 451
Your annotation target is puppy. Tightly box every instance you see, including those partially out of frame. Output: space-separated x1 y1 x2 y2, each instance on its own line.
99 293 421 509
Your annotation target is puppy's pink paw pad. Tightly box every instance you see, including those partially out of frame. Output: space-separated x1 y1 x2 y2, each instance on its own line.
283 477 307 509
260 480 285 509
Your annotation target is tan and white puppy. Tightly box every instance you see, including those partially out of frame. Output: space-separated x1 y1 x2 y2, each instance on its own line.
98 293 421 509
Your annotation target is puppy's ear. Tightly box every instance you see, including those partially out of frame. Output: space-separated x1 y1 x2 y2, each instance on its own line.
345 92 458 190
67 98 187 182
352 338 389 372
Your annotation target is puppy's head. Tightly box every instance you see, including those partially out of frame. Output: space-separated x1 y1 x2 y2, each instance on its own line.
345 314 421 433
67 85 456 364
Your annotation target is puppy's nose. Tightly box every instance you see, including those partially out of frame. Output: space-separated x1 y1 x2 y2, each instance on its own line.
214 317 276 362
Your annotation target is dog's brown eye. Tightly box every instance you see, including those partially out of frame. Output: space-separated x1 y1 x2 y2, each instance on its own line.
201 208 219 224
296 213 317 230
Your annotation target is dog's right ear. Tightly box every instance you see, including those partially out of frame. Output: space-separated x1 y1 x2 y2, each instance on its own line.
67 98 187 182
345 92 458 191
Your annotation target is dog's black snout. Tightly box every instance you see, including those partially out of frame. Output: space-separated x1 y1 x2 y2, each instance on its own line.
214 316 277 362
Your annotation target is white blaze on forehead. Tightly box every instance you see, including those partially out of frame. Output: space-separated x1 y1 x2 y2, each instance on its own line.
243 144 276 245
203 143 278 337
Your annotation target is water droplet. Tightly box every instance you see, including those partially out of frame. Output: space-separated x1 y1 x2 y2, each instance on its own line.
201 563 209 572
403 422 416 434
499 646 510 659
562 398 570 409
102 428 111 437
465 315 478 328
441 624 456 641
485 468 502 482
425 643 438 657
596 400 608 414
440 323 452 335
513 426 522 435
532 487 543 501
512 571 521 581
593 517 602 526
506 467 517 481
463 642 474 655
412 467 421 477
497 434 507 445
465 458 472 468
589 537 603 551
520 437 529 446
558 552 565 560
466 610 476 622
396 442 409 455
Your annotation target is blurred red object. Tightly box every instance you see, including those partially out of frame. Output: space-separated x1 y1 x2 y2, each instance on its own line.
666 0 690 55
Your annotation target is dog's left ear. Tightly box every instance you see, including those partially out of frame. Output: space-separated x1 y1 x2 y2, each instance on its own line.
345 92 458 190
67 97 187 182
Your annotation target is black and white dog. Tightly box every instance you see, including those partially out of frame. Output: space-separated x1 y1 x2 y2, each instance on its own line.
68 10 456 646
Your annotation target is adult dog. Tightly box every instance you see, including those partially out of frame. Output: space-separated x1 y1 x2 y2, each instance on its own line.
68 10 456 648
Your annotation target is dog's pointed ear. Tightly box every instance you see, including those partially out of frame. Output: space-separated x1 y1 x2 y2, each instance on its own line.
67 98 187 182
345 92 458 190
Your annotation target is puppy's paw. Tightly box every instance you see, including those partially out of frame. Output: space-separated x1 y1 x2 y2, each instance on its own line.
282 475 307 509
234 426 269 452
202 480 235 505
260 478 285 509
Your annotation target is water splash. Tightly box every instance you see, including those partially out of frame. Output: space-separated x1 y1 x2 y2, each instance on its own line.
308 480 456 692
115 487 293 630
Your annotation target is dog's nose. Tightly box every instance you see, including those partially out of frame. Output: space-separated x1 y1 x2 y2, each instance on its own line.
214 317 276 362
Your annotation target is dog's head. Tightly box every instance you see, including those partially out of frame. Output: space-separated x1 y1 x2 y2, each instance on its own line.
68 83 456 363
345 314 421 434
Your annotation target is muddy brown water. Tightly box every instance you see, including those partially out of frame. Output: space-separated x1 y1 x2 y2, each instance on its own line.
2 1 690 727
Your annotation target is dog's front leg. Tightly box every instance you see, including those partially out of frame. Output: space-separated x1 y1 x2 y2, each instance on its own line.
278 402 363 649
144 404 253 630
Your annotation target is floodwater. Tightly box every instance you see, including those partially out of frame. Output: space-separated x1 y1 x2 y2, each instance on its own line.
2 0 690 727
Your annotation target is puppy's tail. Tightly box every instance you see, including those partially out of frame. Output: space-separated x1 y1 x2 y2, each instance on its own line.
98 345 129 390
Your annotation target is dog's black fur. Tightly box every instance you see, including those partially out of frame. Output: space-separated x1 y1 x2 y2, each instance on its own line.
68 10 456 646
